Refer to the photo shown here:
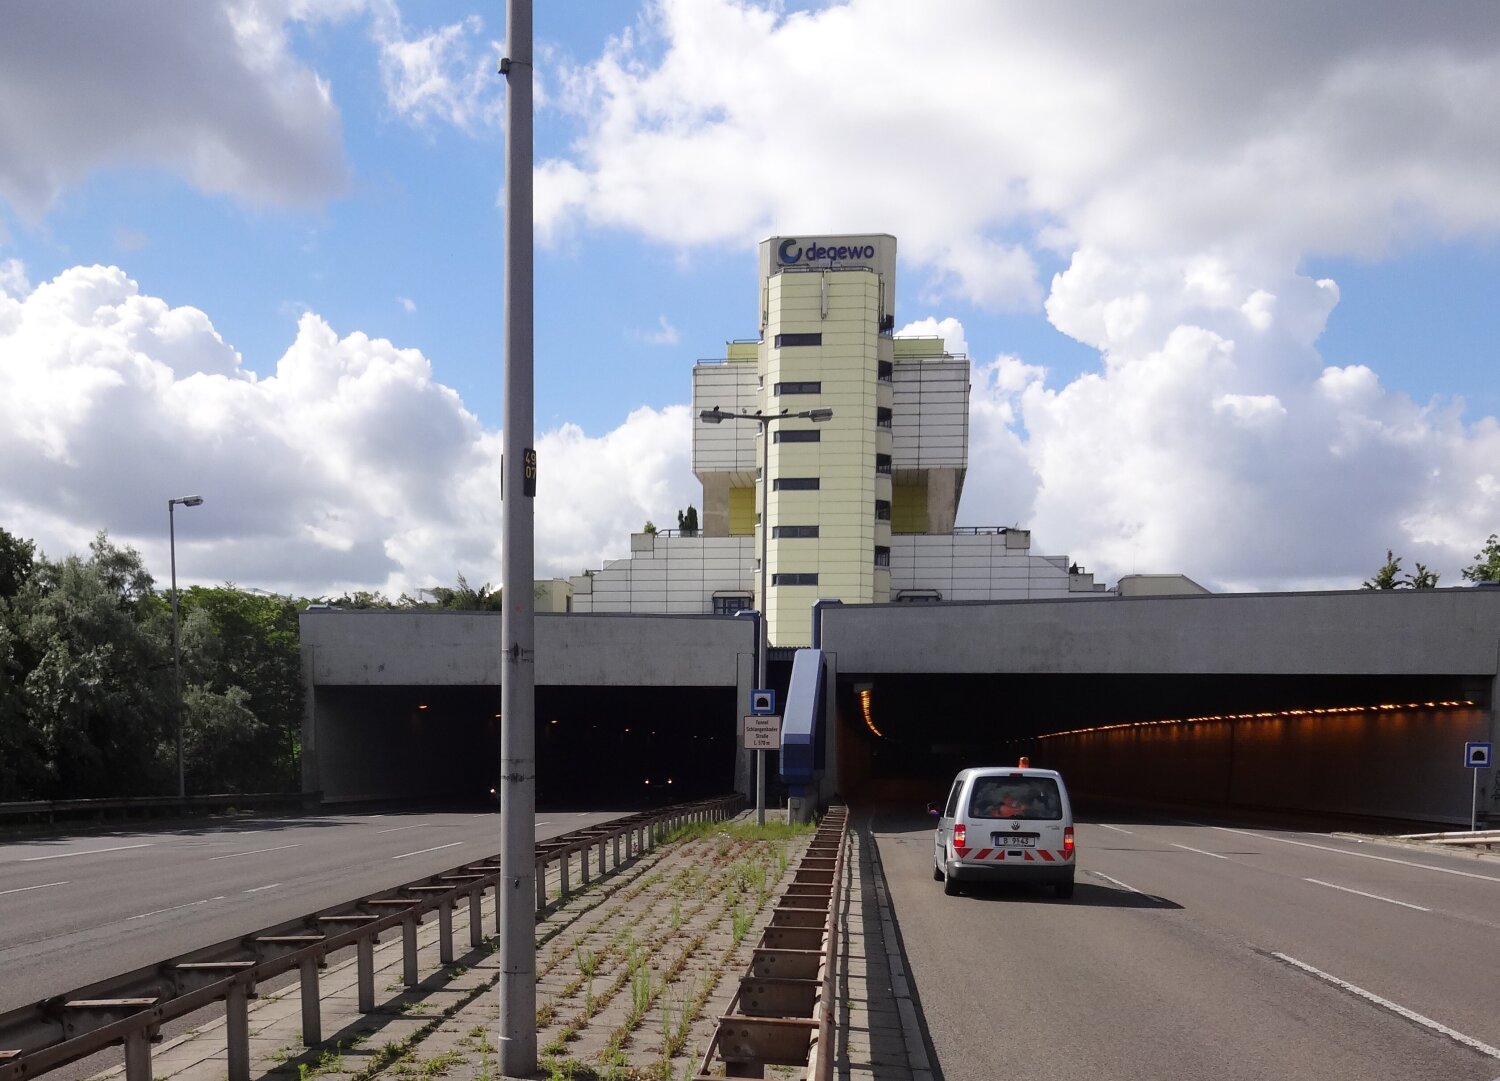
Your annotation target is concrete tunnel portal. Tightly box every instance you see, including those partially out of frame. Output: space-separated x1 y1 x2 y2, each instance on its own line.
301 590 1500 827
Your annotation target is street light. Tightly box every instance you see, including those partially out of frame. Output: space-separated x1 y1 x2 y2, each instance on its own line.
168 494 204 799
699 406 833 824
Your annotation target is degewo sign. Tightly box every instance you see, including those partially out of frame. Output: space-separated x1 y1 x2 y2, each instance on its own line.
758 233 897 324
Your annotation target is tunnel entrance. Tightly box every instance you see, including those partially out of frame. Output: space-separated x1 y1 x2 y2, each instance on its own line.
312 684 738 809
834 671 1491 825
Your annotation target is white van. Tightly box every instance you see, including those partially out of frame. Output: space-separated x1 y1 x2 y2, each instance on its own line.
930 765 1076 898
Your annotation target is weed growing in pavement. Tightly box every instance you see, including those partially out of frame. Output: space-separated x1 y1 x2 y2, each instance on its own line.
576 942 598 979
628 964 654 1025
669 896 682 931
730 904 752 946
536 1001 558 1028
657 978 697 1061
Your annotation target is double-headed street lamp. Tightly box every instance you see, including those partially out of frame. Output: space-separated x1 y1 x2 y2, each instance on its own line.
699 405 833 825
168 494 204 799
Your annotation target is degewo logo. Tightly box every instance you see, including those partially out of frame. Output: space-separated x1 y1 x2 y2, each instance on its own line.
776 238 878 266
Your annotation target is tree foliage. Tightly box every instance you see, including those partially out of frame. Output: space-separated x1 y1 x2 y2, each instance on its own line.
1462 534 1500 583
1362 549 1439 590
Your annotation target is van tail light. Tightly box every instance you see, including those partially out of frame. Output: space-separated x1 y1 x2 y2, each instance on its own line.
953 823 966 848
1063 826 1075 858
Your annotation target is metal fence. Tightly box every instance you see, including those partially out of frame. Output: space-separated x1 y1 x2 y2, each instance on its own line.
0 796 741 1081
693 803 848 1080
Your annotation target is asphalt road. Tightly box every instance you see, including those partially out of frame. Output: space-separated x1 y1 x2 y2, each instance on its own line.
873 811 1500 1081
0 808 625 1013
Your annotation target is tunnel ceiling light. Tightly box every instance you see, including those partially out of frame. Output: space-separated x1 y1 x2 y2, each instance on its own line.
1037 699 1478 741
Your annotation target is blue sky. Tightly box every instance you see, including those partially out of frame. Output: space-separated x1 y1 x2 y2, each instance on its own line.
1 1 1497 598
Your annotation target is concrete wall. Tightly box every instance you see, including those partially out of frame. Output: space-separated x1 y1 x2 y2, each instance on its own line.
821 588 1500 677
301 610 754 687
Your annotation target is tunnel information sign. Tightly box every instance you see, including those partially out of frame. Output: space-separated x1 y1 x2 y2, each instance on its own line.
744 715 781 750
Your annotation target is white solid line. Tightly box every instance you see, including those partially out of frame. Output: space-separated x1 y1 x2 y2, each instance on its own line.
1212 827 1500 883
1304 878 1431 911
1171 842 1228 860
376 825 424 834
22 843 153 862
1088 871 1143 893
0 880 67 896
209 844 302 861
129 896 225 921
1098 824 1133 834
391 842 464 860
1271 951 1500 1060
244 883 282 893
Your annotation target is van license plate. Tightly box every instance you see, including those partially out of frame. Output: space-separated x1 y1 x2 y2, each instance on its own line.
993 834 1037 847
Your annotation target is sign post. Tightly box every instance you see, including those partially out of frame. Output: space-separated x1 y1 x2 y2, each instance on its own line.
1465 742 1492 831
745 715 782 750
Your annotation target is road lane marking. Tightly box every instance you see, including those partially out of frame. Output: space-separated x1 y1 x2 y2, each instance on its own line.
1304 878 1431 911
0 881 67 896
1098 824 1134 834
1270 951 1500 1060
209 844 302 861
244 883 282 893
376 825 424 834
129 896 225 921
1211 827 1500 883
1171 842 1228 860
22 843 153 862
1089 871 1144 893
391 842 464 860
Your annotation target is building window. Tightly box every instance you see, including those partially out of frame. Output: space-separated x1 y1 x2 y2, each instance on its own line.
878 360 893 381
895 589 942 603
713 595 753 615
773 525 820 538
774 381 822 395
774 477 820 491
875 499 891 521
876 407 892 429
774 429 821 444
774 333 822 348
874 545 891 567
772 572 819 586
875 454 892 475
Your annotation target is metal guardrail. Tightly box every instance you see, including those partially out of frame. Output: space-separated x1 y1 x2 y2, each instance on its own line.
693 804 848 1081
0 796 741 1081
0 792 317 827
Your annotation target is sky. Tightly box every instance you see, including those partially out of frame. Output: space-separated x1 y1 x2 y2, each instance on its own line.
1 0 1498 599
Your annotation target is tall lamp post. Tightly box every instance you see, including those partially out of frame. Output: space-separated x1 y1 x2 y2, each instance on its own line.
699 406 832 825
168 494 204 799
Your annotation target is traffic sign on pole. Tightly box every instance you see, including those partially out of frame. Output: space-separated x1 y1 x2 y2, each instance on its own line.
750 689 775 715
744 715 781 749
1465 741 1492 768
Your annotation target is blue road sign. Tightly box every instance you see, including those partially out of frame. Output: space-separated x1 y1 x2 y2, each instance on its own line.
751 689 775 715
1465 741 1492 768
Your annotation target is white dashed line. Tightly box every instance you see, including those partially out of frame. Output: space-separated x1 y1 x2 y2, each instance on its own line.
129 896 224 921
1271 951 1500 1060
1303 878 1430 911
22 843 153 862
244 883 283 893
208 844 302 861
0 881 67 896
1098 824 1134 834
1211 827 1500 883
1170 842 1228 860
391 842 465 860
1089 871 1144 893
376 825 424 834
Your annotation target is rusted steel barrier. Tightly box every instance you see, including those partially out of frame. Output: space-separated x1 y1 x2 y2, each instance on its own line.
693 804 848 1081
0 796 740 1081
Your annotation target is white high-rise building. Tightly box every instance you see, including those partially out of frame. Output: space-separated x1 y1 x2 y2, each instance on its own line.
568 234 1125 645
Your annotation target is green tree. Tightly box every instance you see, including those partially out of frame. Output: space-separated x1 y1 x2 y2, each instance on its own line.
1362 550 1403 590
676 505 699 535
18 533 173 798
1407 563 1440 589
179 586 305 792
1461 534 1500 583
642 520 658 535
0 527 46 798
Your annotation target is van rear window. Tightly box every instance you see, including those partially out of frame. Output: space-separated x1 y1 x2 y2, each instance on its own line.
967 777 1062 820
